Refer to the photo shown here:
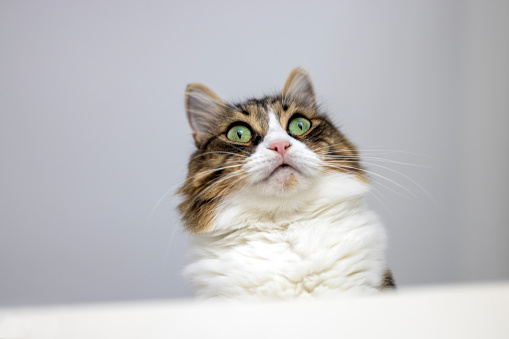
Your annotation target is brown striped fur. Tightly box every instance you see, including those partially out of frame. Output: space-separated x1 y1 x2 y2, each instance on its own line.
380 269 397 289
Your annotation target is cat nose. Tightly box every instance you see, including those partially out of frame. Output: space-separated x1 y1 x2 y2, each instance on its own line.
268 140 291 157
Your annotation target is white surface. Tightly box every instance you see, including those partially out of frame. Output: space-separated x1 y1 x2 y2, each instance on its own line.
1 283 508 339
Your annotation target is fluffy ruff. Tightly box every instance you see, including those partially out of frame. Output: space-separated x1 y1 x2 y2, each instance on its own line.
184 173 388 300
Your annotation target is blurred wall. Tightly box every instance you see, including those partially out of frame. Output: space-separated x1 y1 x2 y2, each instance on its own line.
0 0 507 306
459 0 509 281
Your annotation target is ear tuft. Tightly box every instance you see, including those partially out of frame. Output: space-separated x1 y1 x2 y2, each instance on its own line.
282 67 316 109
185 84 224 146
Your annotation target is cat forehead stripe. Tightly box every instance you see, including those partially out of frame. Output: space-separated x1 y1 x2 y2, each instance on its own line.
268 110 282 129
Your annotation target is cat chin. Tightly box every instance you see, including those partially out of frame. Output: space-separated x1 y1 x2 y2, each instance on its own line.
258 166 303 194
207 172 370 233
244 172 322 202
246 158 322 196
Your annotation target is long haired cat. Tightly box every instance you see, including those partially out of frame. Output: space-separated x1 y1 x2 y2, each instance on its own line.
178 68 395 300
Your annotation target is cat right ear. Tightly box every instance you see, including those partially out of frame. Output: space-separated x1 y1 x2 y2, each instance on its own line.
282 67 316 110
185 84 225 147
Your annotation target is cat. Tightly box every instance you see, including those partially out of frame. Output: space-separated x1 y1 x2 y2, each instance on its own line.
178 68 395 300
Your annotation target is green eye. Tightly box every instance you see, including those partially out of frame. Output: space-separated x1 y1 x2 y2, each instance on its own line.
226 125 252 143
288 117 311 136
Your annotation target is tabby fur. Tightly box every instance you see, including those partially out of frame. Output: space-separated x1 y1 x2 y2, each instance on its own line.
178 68 394 299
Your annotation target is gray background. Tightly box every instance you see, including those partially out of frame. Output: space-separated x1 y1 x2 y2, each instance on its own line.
1 0 508 306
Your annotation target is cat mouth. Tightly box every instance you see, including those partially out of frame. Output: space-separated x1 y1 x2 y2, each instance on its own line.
260 163 302 191
269 163 298 177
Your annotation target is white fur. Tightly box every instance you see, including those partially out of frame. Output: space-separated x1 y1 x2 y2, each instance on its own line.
244 112 321 192
184 112 388 300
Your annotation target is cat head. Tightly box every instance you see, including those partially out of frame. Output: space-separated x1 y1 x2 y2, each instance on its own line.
178 68 366 233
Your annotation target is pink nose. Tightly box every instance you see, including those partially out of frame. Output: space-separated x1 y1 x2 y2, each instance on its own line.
268 140 291 157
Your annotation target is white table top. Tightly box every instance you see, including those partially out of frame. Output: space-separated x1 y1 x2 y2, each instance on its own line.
1 283 508 339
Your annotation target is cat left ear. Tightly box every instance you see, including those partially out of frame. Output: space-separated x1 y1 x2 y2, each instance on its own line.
185 84 225 147
282 67 316 110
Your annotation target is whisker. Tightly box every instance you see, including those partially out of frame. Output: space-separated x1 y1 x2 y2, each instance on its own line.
228 144 251 155
144 182 182 229
161 220 184 271
321 155 432 168
190 169 247 206
207 175 247 203
359 149 431 158
319 153 433 201
308 143 431 163
147 163 247 229
360 161 435 203
191 164 246 177
191 151 248 160
366 186 393 216
322 162 416 198
322 166 409 199
174 162 246 193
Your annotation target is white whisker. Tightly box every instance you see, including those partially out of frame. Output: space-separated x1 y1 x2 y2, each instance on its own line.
361 161 435 203
323 163 416 198
191 151 248 160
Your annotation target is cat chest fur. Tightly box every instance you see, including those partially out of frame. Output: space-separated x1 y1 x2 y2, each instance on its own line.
184 194 388 300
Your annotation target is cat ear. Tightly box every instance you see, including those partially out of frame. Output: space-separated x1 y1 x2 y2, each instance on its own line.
185 84 225 146
282 67 316 110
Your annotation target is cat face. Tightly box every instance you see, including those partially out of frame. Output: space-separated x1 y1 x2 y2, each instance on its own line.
178 68 366 233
